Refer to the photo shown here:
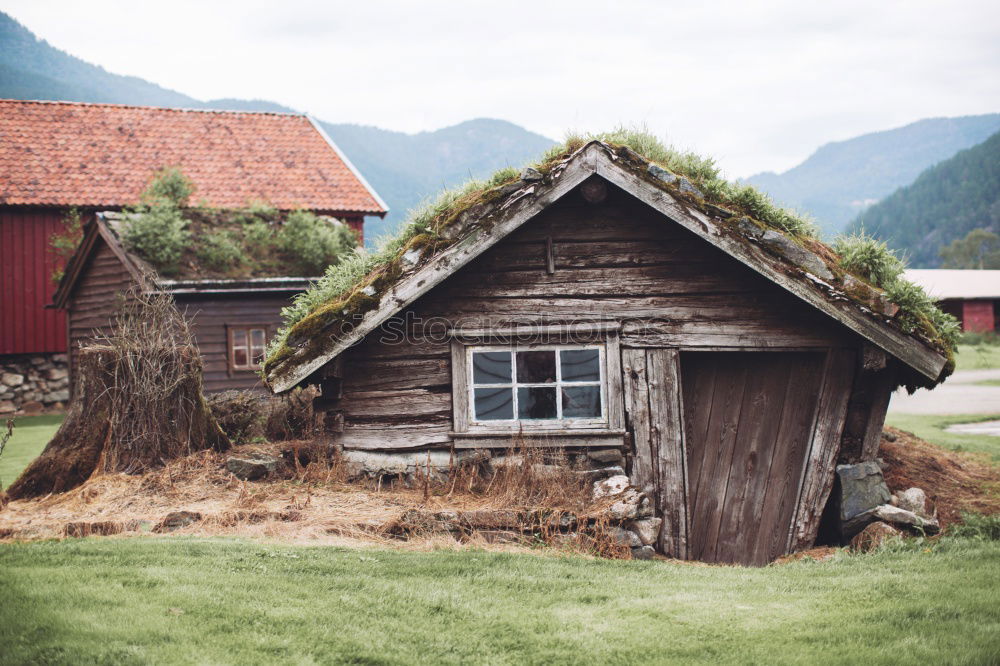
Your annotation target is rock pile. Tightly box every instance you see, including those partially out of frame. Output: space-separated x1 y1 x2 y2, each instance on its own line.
834 461 940 548
0 353 69 414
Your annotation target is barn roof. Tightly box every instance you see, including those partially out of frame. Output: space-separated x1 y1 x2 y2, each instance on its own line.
904 269 1000 300
0 99 386 215
263 140 953 393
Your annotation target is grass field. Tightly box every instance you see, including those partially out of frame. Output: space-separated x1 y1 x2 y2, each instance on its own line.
955 344 1000 371
1 537 998 664
0 414 62 489
885 413 1000 462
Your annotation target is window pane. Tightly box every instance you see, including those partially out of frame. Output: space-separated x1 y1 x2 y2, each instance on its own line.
474 387 513 420
250 329 266 347
516 350 556 383
560 349 600 382
562 386 602 418
517 386 557 419
473 351 512 384
233 347 248 367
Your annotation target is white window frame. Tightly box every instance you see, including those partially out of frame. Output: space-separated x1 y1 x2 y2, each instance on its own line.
465 343 609 431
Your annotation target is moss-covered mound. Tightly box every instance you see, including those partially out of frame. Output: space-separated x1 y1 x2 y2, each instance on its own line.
264 130 959 387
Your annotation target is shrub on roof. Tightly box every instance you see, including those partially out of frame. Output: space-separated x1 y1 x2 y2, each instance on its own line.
196 230 244 271
277 210 358 275
122 198 190 275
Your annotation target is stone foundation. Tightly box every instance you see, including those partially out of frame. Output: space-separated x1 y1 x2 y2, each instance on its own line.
0 353 70 415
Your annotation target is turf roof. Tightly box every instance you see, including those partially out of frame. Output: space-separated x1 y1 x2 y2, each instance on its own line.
263 130 958 390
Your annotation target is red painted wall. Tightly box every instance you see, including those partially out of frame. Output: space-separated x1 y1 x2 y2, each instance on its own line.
0 207 68 355
962 300 996 333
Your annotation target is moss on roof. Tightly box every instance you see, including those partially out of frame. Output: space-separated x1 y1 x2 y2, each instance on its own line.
263 130 959 388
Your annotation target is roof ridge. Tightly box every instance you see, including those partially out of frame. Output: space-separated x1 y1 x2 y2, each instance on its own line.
0 98 306 118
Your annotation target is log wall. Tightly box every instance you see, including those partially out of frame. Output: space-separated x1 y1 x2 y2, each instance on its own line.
326 186 861 451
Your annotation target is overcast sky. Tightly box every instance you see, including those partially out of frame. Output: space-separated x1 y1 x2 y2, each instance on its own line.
7 0 1000 177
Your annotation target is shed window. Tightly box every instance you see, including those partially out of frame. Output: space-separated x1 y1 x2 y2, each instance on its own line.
468 346 605 425
229 327 267 371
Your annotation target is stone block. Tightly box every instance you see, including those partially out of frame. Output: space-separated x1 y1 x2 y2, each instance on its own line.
1 373 24 388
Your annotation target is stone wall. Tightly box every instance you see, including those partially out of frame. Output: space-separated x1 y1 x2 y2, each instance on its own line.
0 353 69 415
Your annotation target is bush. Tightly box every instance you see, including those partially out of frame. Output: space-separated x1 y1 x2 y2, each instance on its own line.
208 391 265 445
196 230 244 271
948 513 1000 540
121 202 190 275
143 167 194 206
277 210 358 275
834 231 905 287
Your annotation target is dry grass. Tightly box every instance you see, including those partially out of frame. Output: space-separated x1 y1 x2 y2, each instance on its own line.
0 440 629 558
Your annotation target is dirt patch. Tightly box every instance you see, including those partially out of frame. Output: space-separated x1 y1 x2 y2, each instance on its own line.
880 426 1000 527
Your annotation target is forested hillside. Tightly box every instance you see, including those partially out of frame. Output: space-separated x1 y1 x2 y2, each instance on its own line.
747 114 1000 235
846 131 1000 267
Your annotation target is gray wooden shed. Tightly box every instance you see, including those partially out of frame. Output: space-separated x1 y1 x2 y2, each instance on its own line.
265 142 949 565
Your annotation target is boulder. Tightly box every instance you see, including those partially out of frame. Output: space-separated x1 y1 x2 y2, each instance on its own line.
226 454 281 481
1 373 24 388
896 487 934 518
0 401 14 414
677 177 703 198
835 460 890 526
760 230 834 281
20 401 44 415
587 448 625 465
609 526 642 548
593 474 630 498
42 390 69 403
628 517 662 546
45 368 68 381
631 545 656 560
850 521 901 553
520 167 543 182
737 216 765 240
873 504 939 535
647 163 678 185
609 488 645 521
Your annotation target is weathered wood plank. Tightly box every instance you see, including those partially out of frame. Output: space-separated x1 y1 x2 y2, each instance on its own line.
452 433 626 449
648 348 688 559
622 349 654 496
788 348 855 551
450 339 470 432
859 367 896 461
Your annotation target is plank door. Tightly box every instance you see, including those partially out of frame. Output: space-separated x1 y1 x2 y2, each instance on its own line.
680 351 826 566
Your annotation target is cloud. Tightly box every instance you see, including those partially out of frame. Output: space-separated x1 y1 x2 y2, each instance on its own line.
6 0 1000 176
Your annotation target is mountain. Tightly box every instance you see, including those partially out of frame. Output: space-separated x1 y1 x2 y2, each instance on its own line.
845 130 1000 267
746 114 1000 236
0 12 554 243
318 120 554 240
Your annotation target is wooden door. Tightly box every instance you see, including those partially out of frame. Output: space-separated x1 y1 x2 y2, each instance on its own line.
680 351 825 566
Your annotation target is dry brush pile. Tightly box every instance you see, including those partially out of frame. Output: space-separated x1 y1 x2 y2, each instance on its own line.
7 290 228 500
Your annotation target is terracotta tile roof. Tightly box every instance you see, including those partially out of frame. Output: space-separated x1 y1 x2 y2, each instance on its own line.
0 99 386 215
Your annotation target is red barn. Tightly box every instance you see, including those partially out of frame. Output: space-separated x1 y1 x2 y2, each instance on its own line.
0 99 386 414
904 270 1000 333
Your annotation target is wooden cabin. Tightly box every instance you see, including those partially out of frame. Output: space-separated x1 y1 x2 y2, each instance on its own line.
0 99 386 408
53 211 363 394
265 142 949 565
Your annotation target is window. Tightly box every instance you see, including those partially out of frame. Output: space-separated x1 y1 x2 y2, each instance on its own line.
468 346 605 426
229 327 267 371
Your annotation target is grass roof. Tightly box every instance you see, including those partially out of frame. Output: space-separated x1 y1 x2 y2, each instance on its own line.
263 129 959 387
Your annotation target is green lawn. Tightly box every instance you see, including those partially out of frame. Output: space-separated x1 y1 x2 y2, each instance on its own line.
885 413 1000 463
1 537 998 665
955 344 1000 371
0 414 62 489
